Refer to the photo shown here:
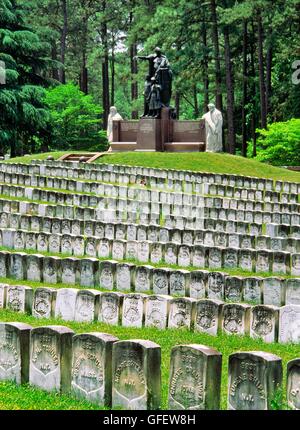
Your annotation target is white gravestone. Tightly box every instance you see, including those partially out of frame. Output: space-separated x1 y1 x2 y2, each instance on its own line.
71 332 118 406
112 340 161 410
228 351 282 410
287 359 300 410
29 325 74 393
168 344 222 409
279 305 300 343
0 322 32 384
145 295 171 330
32 288 57 319
74 289 101 323
54 288 78 321
194 299 223 336
250 305 279 343
98 292 124 326
122 293 146 328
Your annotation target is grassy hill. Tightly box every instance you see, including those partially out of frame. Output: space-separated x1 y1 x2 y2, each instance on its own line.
4 151 300 183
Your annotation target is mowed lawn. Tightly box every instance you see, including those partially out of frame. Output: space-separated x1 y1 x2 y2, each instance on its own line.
3 151 300 183
0 308 299 410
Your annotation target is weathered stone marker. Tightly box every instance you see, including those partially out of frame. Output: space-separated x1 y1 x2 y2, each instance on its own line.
287 359 300 410
145 295 171 329
74 289 101 323
71 332 118 406
250 305 279 343
0 322 32 384
228 351 282 410
32 287 57 319
6 285 33 313
168 297 196 330
279 305 300 343
54 288 78 321
194 299 223 336
168 344 222 409
122 293 146 328
98 292 124 326
221 303 251 336
112 339 161 410
29 325 74 393
0 283 7 308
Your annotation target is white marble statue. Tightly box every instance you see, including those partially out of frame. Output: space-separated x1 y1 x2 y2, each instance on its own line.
107 106 123 143
202 103 223 153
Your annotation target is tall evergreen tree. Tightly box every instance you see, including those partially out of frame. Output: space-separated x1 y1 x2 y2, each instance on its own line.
0 0 52 156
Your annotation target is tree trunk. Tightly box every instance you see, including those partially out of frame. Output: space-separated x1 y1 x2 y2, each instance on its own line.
80 50 88 94
175 92 180 119
130 43 138 119
202 13 209 112
100 2 110 130
242 20 248 157
224 24 236 154
59 0 68 84
210 0 222 111
129 8 138 119
111 35 115 106
251 113 257 157
266 33 273 119
250 20 257 157
193 85 199 118
51 43 59 81
257 11 267 129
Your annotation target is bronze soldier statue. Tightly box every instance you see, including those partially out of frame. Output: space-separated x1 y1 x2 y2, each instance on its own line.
147 77 162 118
136 47 173 107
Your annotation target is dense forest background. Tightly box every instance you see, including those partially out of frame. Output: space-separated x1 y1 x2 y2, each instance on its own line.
0 0 299 163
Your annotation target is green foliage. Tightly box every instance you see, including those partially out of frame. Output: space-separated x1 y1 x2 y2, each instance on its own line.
45 82 108 151
0 0 53 157
248 119 300 166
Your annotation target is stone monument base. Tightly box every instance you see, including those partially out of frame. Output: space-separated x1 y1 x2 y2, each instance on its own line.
110 107 206 152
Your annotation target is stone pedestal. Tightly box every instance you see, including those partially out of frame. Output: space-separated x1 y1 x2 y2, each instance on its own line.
110 108 206 152
136 119 162 151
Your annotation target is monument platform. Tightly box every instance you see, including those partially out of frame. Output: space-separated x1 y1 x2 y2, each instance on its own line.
110 107 206 152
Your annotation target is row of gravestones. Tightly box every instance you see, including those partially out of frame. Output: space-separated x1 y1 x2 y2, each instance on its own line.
1 227 299 274
3 161 300 196
1 168 299 219
2 217 300 254
29 159 300 194
0 169 298 206
1 211 300 252
1 179 299 220
0 251 300 305
2 211 299 247
1 196 299 232
1 284 300 343
3 226 300 259
0 321 299 410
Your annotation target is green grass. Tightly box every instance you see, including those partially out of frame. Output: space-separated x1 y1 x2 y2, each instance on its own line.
0 381 104 410
0 308 298 410
3 152 300 183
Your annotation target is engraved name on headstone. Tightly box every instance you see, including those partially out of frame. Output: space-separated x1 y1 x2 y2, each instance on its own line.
30 325 74 393
168 344 222 409
112 339 161 410
71 332 118 406
228 351 282 410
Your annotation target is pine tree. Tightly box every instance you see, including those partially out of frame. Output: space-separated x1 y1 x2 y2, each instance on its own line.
0 0 52 156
